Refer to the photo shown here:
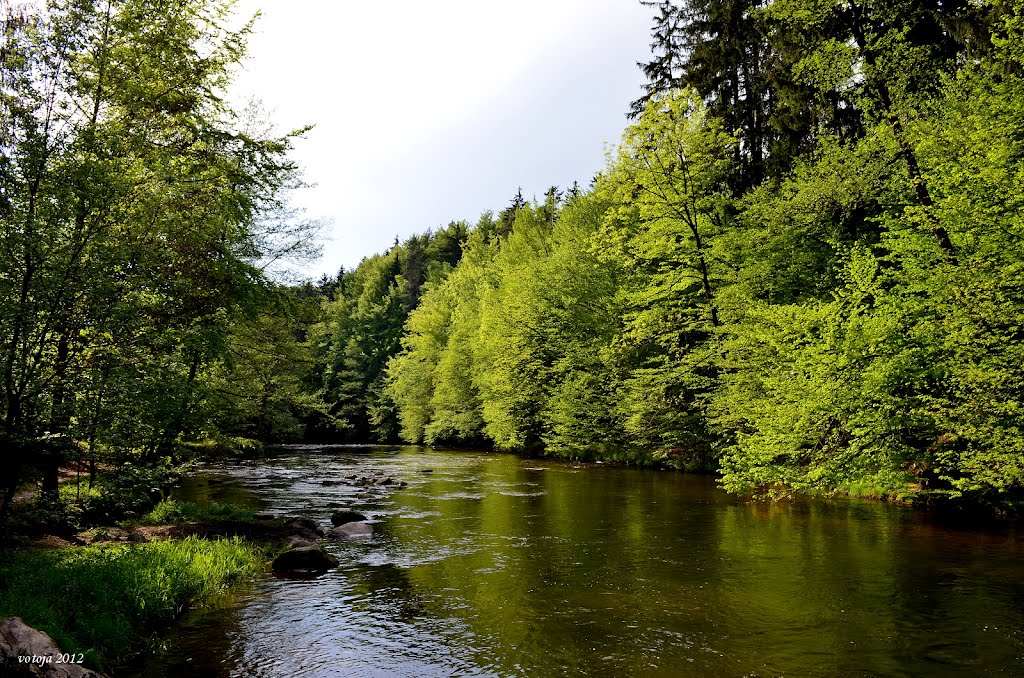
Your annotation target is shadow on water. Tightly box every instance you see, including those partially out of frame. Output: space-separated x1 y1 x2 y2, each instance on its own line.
125 446 1023 677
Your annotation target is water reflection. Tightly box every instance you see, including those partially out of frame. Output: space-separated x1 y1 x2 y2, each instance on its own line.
129 447 1023 677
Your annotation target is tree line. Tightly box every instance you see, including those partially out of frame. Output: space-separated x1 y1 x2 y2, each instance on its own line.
317 0 1024 510
4 0 1023 522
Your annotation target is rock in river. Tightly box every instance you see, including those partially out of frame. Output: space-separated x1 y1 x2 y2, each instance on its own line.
272 546 338 574
330 522 374 540
330 509 368 526
281 517 323 541
285 535 316 549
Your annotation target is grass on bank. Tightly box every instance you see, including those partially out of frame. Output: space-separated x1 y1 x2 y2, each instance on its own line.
133 499 257 525
0 536 262 670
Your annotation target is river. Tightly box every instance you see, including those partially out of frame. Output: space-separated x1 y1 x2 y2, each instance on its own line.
127 445 1023 677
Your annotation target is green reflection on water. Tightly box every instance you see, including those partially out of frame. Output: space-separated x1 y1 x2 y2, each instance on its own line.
158 448 1022 677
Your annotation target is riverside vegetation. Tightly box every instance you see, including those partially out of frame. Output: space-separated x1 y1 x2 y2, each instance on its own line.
0 0 316 671
318 1 1024 514
1 0 1024 671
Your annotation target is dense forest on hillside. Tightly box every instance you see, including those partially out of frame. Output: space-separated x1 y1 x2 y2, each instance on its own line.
3 0 1024 526
315 0 1024 510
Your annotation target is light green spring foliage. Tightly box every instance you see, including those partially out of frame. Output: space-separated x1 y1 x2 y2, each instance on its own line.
475 192 627 452
533 193 626 456
474 204 557 449
315 223 469 442
903 13 1024 496
595 90 734 457
713 6 1024 502
387 226 495 445
342 4 1024 506
388 192 626 454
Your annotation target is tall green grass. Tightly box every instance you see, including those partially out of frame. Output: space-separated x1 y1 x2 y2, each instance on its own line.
0 537 262 669
134 499 256 525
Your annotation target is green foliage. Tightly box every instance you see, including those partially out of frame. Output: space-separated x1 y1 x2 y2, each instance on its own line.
136 500 256 525
597 89 735 458
315 221 472 442
0 0 318 519
0 537 261 669
387 224 495 445
11 459 189 533
205 291 330 443
376 1 1024 510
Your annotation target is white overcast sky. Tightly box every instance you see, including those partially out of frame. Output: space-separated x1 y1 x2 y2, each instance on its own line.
228 0 653 278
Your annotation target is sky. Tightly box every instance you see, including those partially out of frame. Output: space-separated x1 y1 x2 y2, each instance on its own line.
228 0 654 278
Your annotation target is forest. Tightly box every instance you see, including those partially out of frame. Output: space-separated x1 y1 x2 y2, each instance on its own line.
311 0 1024 512
3 0 1024 537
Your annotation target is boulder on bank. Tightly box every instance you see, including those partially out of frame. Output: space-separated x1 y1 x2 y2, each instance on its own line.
0 617 106 677
329 522 374 540
271 546 338 574
330 509 367 526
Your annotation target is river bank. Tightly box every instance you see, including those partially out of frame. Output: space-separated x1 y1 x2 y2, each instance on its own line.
0 536 262 674
0 494 304 674
0 490 382 674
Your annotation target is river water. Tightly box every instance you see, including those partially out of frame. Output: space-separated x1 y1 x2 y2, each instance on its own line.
129 446 1023 677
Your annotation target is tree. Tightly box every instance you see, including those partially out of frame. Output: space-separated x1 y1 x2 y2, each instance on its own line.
630 1 687 118
0 0 314 521
316 224 472 442
599 89 735 457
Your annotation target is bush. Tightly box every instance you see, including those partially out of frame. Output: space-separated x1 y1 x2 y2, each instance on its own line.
84 459 189 523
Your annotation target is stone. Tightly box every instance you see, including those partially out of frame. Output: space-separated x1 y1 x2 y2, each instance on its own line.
281 517 322 541
0 617 106 677
329 522 374 540
330 509 368 526
271 546 338 573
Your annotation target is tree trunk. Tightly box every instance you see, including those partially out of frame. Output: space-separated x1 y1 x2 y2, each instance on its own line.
848 1 958 264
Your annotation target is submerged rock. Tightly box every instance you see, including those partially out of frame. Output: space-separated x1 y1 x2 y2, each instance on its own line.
285 535 315 549
329 522 374 540
281 517 322 541
271 546 338 574
0 617 106 677
330 509 367 526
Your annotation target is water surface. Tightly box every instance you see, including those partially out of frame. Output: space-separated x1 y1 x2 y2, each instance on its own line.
130 446 1023 677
